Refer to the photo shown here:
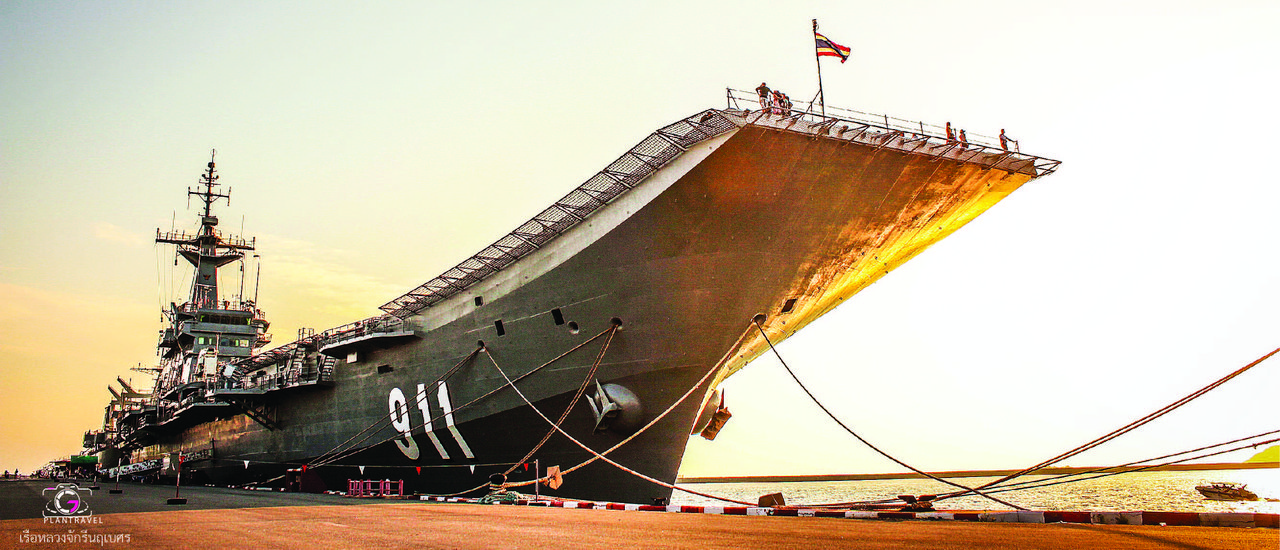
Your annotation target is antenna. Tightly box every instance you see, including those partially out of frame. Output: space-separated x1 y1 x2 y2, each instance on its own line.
253 254 262 304
239 215 246 306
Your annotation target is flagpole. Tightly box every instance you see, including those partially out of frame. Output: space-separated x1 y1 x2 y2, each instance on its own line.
813 19 825 118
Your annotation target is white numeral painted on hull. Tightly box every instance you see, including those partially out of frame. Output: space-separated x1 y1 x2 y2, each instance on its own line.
417 383 449 460
388 381 474 460
388 387 420 460
436 381 475 459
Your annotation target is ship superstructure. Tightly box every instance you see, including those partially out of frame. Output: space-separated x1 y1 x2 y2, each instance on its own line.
88 154 273 466
86 94 1059 504
151 155 267 407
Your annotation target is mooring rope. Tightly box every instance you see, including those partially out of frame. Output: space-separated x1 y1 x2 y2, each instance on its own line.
502 326 617 476
970 434 1280 498
952 429 1280 497
504 327 749 488
502 322 761 497
312 327 617 471
482 344 760 507
939 346 1280 501
308 347 481 468
751 319 1027 511
411 326 625 498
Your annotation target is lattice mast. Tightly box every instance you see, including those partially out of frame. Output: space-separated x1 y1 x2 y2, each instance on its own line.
155 150 256 309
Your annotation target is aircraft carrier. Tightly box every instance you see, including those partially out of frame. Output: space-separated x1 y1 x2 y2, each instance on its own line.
84 90 1060 504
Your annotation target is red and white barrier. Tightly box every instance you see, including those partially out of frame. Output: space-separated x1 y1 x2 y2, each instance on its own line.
416 496 1277 529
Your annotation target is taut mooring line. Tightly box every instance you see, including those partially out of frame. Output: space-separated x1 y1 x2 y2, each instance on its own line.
955 346 1280 499
752 319 1027 511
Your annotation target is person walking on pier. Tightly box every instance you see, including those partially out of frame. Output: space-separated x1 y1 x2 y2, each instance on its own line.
756 82 772 112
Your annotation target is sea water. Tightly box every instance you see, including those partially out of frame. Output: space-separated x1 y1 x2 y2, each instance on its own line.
673 468 1280 513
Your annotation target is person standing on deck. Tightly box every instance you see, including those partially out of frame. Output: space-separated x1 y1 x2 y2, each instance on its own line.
756 82 772 112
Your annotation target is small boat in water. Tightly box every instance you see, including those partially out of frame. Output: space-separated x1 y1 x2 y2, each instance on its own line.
1195 482 1258 501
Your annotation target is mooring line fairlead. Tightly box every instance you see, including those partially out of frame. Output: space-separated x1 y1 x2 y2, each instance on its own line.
314 327 619 473
751 318 1027 511
502 325 618 476
415 325 630 498
483 334 761 507
501 321 766 501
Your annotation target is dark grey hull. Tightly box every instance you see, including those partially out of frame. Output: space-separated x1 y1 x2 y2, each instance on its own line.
117 109 1055 505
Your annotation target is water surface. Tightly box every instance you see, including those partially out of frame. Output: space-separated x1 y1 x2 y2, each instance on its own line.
673 468 1280 512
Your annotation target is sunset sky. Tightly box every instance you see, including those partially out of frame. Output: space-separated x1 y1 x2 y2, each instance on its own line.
2 1 1277 478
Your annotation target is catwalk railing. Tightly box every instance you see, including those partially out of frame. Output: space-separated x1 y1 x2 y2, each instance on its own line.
725 88 1061 177
235 99 1061 372
230 315 404 379
377 100 1058 320
377 109 740 318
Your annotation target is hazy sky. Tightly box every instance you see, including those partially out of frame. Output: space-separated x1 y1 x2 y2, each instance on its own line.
2 1 1277 478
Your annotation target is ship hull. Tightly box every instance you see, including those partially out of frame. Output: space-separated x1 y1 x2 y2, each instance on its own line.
114 109 1053 505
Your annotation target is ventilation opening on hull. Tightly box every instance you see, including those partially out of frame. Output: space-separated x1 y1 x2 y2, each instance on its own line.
377 365 394 374
568 321 579 334
781 298 798 314
494 319 506 336
474 296 484 307
551 308 565 326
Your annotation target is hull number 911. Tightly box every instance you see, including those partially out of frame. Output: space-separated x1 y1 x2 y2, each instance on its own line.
388 381 475 460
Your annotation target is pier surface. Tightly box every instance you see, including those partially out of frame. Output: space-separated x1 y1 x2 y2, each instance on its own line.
3 480 1275 549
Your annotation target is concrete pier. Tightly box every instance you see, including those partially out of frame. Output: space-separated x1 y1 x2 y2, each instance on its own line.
2 481 1275 549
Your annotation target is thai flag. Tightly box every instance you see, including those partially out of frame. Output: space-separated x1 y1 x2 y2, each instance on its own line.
815 32 851 63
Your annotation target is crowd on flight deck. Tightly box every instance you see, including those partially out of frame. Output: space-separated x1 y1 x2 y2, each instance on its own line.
755 82 1018 152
